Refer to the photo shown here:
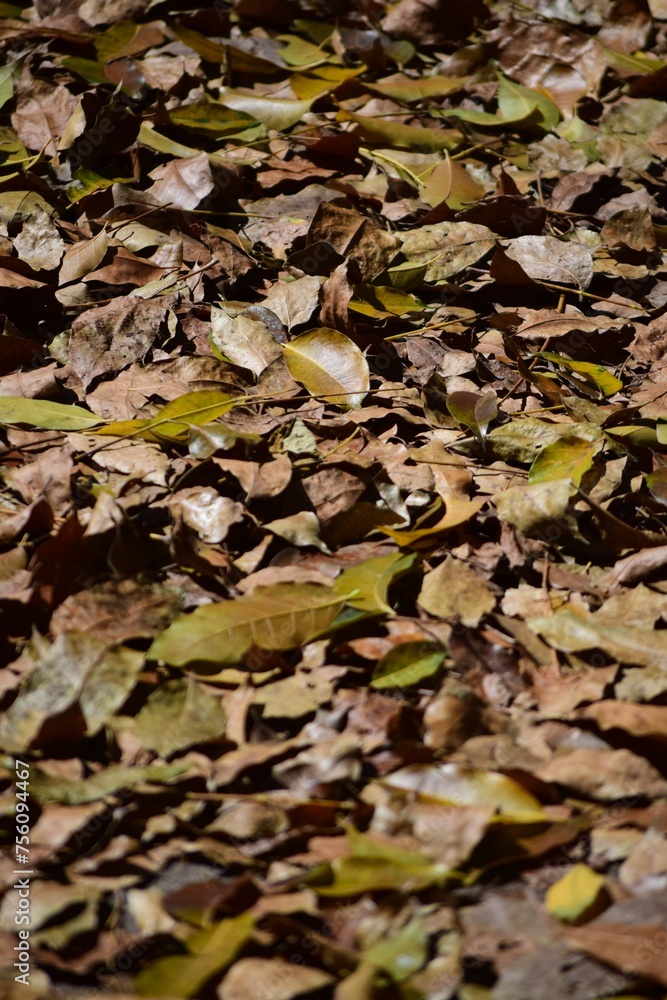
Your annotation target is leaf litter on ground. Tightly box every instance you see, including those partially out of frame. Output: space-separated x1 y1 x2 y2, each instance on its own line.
4 0 667 998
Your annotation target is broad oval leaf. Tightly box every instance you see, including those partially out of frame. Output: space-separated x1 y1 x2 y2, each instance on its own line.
545 864 607 924
149 583 348 667
364 74 465 103
218 89 312 131
340 108 462 152
333 552 416 615
371 641 445 689
135 913 254 998
538 352 623 397
497 73 561 132
284 327 369 409
168 101 256 135
504 234 594 289
379 763 543 813
59 229 110 286
380 495 484 547
211 306 282 377
447 390 498 441
0 396 102 431
529 435 601 486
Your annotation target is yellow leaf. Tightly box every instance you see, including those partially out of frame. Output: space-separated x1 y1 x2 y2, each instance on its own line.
545 863 607 924
284 327 369 409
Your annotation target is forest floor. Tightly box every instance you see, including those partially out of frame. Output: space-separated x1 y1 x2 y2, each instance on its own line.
3 0 667 997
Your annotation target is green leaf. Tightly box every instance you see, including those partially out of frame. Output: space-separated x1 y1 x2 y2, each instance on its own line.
0 397 101 431
537 352 623 397
364 74 465 103
497 73 560 132
487 416 603 465
290 65 362 99
599 44 667 76
313 828 452 896
95 390 239 443
168 101 257 136
349 284 425 318
138 123 201 158
545 864 607 924
218 89 313 131
445 74 559 133
529 435 601 486
29 762 190 805
61 56 109 85
172 24 225 63
371 641 445 689
68 168 117 203
495 478 577 538
399 221 496 282
149 583 348 667
447 390 497 441
384 259 429 290
284 328 370 409
135 678 226 757
188 424 262 460
135 913 254 998
340 109 462 152
0 633 143 752
95 20 143 63
333 552 416 615
362 919 428 982
421 156 487 210
0 62 16 111
0 127 28 171
646 467 667 502
315 855 451 896
277 32 328 67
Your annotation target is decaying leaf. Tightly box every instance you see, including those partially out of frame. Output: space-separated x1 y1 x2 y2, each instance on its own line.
6 4 667 996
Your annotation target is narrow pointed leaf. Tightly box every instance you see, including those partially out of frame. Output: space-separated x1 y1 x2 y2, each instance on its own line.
0 397 102 431
94 390 239 442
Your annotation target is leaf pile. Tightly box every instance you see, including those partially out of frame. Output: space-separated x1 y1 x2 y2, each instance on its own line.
4 0 667 997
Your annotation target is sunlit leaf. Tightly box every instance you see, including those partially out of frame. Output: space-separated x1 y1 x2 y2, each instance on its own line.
339 108 462 152
59 229 110 285
149 583 349 667
371 641 445 689
538 352 623 397
218 89 313 131
0 62 16 110
94 390 239 443
497 73 560 131
135 913 254 998
379 763 544 813
284 328 370 409
380 495 484 547
545 864 608 924
364 74 465 103
334 552 417 614
0 397 101 431
529 435 601 486
168 102 257 135
362 919 428 981
447 390 498 441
